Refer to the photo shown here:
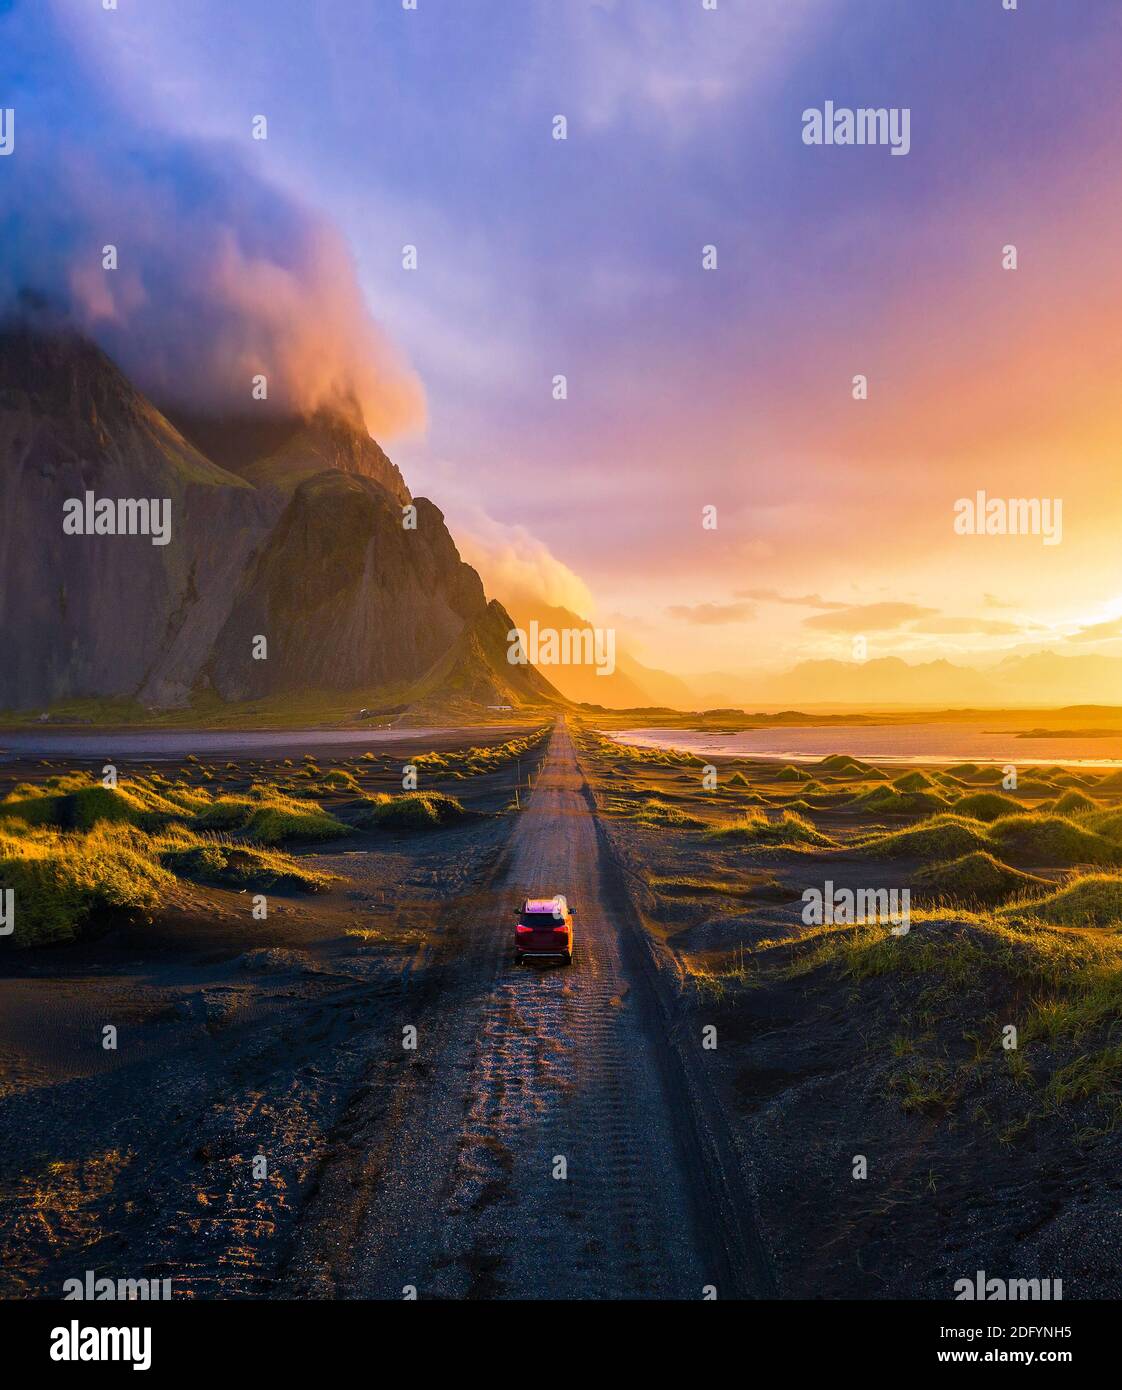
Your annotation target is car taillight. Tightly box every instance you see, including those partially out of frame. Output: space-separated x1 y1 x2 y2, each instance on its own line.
516 925 533 935
552 924 568 933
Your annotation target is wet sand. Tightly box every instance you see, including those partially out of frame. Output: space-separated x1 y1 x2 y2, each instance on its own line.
0 725 520 764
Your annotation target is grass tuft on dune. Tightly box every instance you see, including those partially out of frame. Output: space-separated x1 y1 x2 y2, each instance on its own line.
952 791 1024 822
0 823 173 946
240 796 349 844
632 800 706 829
858 811 1121 866
1001 873 1122 930
320 767 362 793
357 790 474 830
158 831 332 892
987 813 1119 866
707 808 835 848
892 770 936 792
188 791 348 843
853 784 949 815
856 814 989 861
914 851 1050 904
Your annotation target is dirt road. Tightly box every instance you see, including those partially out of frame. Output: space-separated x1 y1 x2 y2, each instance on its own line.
284 719 769 1299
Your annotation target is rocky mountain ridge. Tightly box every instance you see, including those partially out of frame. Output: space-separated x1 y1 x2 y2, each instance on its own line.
0 323 562 714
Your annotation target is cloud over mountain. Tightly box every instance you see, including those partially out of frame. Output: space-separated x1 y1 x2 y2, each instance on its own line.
0 2 423 436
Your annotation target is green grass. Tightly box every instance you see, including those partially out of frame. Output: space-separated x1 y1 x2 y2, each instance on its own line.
952 791 1024 822
856 814 989 861
357 790 474 830
854 784 950 815
892 770 936 792
581 728 705 769
242 797 349 844
158 831 332 893
1001 873 1122 929
188 791 348 843
320 767 362 793
1082 809 1122 843
772 903 1122 1079
0 823 173 946
706 808 835 847
888 1056 953 1113
190 796 257 831
1044 1046 1122 1108
0 779 211 832
0 688 554 730
631 800 706 829
988 813 1120 866
914 851 1050 904
855 810 1121 867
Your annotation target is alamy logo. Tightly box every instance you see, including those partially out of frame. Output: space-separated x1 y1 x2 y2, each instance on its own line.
62 491 172 546
63 1270 172 1301
802 101 911 156
801 880 910 935
954 1270 1062 1301
50 1320 152 1371
507 620 616 677
0 887 14 936
953 490 1062 546
0 108 14 156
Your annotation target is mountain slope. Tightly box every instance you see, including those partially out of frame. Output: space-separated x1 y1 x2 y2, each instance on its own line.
207 473 486 700
0 323 275 708
0 323 556 714
171 400 410 504
403 600 566 713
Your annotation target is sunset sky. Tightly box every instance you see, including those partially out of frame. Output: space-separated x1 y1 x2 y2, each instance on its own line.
11 0 1122 688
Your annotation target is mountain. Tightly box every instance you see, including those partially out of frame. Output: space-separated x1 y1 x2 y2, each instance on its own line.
171 400 410 503
0 323 269 709
990 651 1122 705
402 600 565 716
754 657 1003 707
203 469 489 702
504 599 694 709
0 322 560 714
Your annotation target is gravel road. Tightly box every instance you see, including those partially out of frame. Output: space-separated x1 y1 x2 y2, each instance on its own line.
285 719 769 1300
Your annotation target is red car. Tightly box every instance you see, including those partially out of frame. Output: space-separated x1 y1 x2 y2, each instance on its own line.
514 895 575 965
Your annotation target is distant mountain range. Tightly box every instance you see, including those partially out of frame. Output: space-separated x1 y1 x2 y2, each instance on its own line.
688 653 1122 711
0 322 561 715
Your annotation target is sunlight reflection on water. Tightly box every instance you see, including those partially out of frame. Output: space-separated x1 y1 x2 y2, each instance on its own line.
613 724 1122 768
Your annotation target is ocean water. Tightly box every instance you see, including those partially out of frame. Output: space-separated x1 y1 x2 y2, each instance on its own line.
612 723 1122 768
